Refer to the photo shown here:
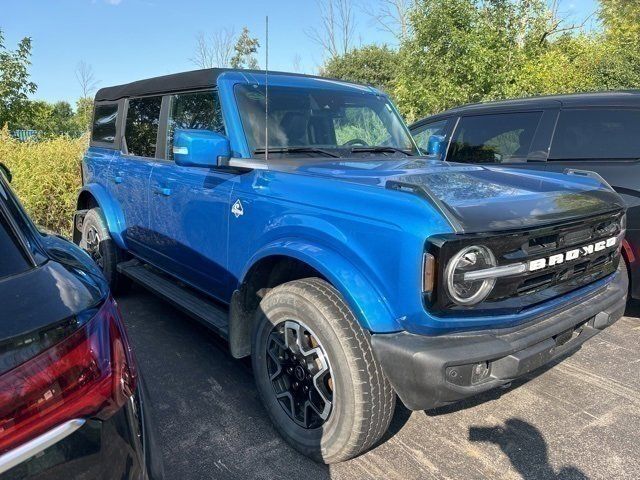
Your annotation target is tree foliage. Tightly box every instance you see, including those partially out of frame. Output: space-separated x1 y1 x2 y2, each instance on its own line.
322 44 398 93
322 0 640 122
395 0 554 120
230 27 260 69
0 29 37 128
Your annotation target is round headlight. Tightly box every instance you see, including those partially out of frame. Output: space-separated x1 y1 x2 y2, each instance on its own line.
445 245 496 306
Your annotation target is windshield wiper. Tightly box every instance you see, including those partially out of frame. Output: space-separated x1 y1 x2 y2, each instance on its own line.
254 147 340 158
350 146 414 156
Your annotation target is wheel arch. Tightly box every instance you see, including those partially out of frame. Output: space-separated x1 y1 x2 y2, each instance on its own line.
228 241 399 358
75 183 127 250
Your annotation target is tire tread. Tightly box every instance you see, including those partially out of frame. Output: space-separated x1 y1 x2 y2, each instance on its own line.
265 277 395 462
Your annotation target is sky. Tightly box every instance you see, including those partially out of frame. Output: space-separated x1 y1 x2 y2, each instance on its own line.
3 0 598 104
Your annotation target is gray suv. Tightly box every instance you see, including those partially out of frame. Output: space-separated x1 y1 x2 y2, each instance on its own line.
410 91 640 299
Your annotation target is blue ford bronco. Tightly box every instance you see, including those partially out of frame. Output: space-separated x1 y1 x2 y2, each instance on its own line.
74 68 627 463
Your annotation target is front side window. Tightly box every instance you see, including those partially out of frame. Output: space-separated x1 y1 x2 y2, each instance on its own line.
550 108 640 160
125 96 162 157
448 112 542 164
411 119 448 153
92 103 118 144
166 90 225 161
235 84 417 158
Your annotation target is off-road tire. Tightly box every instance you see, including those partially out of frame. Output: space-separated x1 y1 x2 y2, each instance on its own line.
79 208 131 294
251 278 395 463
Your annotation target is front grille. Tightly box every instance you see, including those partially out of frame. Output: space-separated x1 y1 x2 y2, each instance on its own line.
427 209 624 316
498 213 621 298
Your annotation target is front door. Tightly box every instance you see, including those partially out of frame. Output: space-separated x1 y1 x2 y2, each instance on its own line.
147 90 235 301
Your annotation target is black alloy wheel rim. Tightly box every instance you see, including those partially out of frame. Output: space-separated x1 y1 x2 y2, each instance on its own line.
266 320 334 429
85 225 104 269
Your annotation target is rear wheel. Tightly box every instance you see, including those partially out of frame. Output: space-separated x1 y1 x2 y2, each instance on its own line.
251 278 395 463
79 208 130 294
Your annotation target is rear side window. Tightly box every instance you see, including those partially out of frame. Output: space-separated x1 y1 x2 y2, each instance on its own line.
0 212 30 279
412 119 448 152
125 96 162 158
166 90 225 161
92 104 118 144
550 109 640 160
448 112 542 164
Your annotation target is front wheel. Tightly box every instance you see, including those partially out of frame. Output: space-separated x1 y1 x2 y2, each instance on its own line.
79 208 131 294
251 278 395 463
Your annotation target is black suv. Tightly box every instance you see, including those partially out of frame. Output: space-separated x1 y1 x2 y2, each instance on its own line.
410 91 640 299
0 164 162 479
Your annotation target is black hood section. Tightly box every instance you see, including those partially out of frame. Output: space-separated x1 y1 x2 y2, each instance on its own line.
387 166 626 233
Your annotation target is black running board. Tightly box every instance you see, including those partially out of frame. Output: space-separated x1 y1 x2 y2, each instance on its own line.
117 259 229 338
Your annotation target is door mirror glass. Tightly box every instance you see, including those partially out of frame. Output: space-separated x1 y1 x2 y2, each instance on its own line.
173 129 231 168
426 134 446 157
0 163 12 183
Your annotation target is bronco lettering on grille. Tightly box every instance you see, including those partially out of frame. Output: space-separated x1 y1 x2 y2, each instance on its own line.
528 237 618 272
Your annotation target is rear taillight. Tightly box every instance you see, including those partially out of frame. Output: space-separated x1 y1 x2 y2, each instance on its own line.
0 296 137 454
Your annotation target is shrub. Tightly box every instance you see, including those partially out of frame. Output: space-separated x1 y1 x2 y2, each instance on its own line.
0 127 86 237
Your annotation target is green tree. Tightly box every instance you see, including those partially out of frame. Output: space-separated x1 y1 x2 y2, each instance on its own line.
75 97 94 133
394 0 554 121
593 0 640 89
13 99 86 137
13 100 52 131
230 27 260 69
48 101 80 136
322 44 399 94
0 29 37 129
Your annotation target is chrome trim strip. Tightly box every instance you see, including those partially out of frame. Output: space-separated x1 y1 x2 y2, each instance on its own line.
228 157 268 170
463 263 526 281
0 419 85 474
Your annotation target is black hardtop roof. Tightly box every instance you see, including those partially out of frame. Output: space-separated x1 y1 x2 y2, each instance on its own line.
411 90 640 126
94 68 352 102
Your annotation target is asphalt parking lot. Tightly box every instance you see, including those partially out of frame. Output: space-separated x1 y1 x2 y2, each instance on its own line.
119 285 640 480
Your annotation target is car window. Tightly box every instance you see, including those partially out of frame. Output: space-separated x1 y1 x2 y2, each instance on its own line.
166 90 225 161
333 106 390 146
0 209 31 279
550 109 640 160
412 120 448 152
125 96 162 157
448 112 542 164
92 103 118 144
234 84 416 156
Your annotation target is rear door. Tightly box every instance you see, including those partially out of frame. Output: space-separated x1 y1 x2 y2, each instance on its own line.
543 107 640 283
543 107 640 190
108 95 163 258
147 89 235 301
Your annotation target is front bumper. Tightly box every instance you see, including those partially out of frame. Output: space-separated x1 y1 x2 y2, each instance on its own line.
372 265 627 411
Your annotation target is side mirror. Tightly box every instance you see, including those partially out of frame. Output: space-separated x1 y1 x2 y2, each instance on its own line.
173 129 231 168
0 163 12 183
426 134 446 158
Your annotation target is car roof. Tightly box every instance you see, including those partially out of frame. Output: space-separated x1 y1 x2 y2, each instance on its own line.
410 90 640 127
94 68 377 102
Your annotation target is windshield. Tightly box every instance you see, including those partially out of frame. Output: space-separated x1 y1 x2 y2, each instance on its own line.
235 84 418 158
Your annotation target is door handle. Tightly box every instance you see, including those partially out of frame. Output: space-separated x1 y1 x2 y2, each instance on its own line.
154 186 172 196
113 171 124 184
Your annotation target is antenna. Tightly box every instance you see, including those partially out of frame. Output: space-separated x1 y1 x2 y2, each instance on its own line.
264 15 269 163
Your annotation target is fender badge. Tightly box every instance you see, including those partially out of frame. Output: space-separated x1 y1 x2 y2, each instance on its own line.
231 199 244 218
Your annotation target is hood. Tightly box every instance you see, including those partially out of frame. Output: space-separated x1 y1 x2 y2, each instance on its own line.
287 158 625 233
